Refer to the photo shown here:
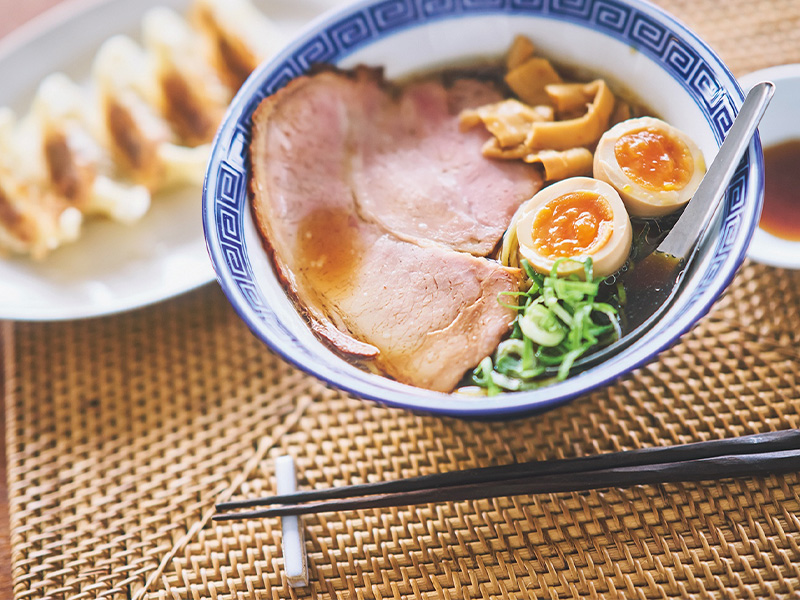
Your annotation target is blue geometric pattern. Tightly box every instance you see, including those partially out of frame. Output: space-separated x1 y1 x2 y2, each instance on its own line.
203 0 760 413
372 1 418 30
510 0 546 9
630 13 668 54
331 13 374 48
593 2 631 34
552 0 594 18
422 1 460 17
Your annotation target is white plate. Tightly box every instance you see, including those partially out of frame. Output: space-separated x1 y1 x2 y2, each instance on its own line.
740 64 800 269
0 0 337 321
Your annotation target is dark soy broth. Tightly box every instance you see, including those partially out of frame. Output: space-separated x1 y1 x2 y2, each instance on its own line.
604 213 683 335
617 251 681 333
761 139 800 241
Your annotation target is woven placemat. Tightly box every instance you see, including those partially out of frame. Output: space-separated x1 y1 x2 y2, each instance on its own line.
6 0 800 598
8 262 800 600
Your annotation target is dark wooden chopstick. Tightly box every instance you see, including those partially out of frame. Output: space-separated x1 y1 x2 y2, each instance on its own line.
213 448 800 519
213 430 800 520
214 429 800 516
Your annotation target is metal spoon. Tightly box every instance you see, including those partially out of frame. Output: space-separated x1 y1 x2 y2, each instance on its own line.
573 80 775 372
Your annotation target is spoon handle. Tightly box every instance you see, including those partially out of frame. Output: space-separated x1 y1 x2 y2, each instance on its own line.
657 81 774 260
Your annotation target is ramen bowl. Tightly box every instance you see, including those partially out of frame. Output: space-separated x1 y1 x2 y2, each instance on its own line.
203 0 763 418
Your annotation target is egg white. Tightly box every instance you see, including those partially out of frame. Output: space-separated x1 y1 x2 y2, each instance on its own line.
593 116 705 218
515 176 632 278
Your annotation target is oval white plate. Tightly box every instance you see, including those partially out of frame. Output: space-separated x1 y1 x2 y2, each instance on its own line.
740 64 800 269
0 0 335 321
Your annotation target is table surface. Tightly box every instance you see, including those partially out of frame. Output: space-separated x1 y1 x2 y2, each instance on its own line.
0 2 64 596
0 0 56 592
1 0 798 598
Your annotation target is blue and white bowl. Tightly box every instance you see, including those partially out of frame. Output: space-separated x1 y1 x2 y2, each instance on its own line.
203 0 763 418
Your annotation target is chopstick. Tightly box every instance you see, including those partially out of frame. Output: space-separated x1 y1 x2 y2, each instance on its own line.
213 429 800 520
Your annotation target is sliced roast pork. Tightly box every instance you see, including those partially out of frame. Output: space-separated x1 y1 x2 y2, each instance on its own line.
350 76 541 256
249 68 541 392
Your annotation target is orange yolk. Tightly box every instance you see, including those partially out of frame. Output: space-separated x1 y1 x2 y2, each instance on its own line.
532 191 613 258
614 127 694 192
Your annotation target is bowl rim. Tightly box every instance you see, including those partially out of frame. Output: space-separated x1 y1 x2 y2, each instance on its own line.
203 0 763 417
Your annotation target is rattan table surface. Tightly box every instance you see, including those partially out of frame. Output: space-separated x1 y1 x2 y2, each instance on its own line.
3 1 800 599
0 2 66 598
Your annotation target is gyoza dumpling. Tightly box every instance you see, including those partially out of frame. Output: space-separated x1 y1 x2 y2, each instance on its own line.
142 7 231 146
92 35 210 190
31 73 151 225
190 0 284 90
0 108 82 258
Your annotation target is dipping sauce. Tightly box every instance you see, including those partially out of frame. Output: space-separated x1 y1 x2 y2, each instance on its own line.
761 139 800 241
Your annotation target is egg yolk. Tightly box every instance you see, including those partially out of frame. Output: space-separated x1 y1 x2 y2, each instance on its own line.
614 127 694 192
531 191 613 258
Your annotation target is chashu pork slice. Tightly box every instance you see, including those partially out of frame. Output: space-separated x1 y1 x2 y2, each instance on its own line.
350 76 542 256
249 68 535 392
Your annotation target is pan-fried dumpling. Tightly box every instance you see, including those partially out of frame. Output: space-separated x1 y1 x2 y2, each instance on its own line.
32 73 151 224
190 0 284 90
92 35 209 190
0 0 280 258
142 7 231 146
0 108 82 258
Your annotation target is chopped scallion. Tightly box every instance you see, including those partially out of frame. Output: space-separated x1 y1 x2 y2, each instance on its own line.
471 257 623 393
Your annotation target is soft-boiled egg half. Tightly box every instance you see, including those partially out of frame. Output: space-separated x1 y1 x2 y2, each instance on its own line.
593 116 705 218
515 176 632 278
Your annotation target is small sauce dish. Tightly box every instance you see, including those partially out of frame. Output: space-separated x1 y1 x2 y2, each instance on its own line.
740 64 800 269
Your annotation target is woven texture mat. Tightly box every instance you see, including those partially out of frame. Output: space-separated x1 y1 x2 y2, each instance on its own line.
7 263 800 600
6 0 800 598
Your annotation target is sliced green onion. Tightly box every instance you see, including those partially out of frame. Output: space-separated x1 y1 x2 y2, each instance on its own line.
519 304 565 347
616 281 627 306
547 300 575 328
557 346 589 381
490 371 523 391
496 291 528 311
553 278 598 302
592 303 623 339
471 256 625 395
520 259 544 290
472 356 492 386
569 304 593 347
583 257 595 282
522 336 535 372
